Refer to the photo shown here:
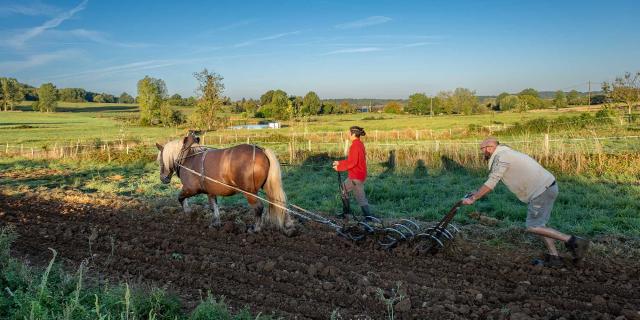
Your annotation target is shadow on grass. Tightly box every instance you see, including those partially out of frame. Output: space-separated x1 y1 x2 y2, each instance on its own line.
57 105 138 113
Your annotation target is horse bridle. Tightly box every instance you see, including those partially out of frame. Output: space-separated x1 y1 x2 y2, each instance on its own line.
159 144 208 180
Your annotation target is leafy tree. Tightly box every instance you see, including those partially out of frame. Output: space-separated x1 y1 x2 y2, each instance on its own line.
500 95 520 111
0 77 23 111
567 90 581 105
383 101 403 114
118 92 135 104
256 90 290 119
58 88 87 102
553 91 567 110
451 88 477 115
191 69 225 130
137 76 167 125
260 90 274 106
290 96 303 115
160 103 185 126
302 91 321 115
437 91 453 114
33 83 58 112
322 101 337 114
167 93 184 106
407 93 430 115
518 88 539 98
495 92 509 110
339 101 355 114
94 93 116 103
183 96 197 106
606 71 640 116
518 94 544 110
242 99 258 113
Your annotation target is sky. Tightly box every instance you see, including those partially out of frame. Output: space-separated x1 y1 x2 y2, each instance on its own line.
1 0 639 99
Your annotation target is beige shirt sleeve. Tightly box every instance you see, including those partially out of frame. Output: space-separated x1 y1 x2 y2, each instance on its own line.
484 153 509 189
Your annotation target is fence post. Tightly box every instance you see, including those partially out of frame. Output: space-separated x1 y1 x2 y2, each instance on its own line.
544 134 550 158
288 142 294 163
126 144 129 155
308 140 312 152
31 147 34 158
5 143 8 154
343 139 349 156
107 143 111 163
375 130 378 143
435 140 440 152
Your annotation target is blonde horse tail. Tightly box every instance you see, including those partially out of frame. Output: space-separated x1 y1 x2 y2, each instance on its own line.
262 148 293 234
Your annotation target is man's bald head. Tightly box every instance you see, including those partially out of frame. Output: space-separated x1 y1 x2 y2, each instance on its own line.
480 137 499 160
480 137 499 148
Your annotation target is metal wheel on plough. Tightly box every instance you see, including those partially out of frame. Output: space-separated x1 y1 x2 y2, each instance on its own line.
331 197 467 253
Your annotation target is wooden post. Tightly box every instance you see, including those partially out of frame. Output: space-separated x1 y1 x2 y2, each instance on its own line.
375 130 378 143
126 144 129 154
544 134 550 158
219 135 222 145
435 140 440 152
246 137 250 144
201 134 206 145
31 147 34 158
343 139 349 156
107 144 111 163
308 140 311 151
415 130 419 141
288 142 293 163
5 143 8 154
76 140 80 156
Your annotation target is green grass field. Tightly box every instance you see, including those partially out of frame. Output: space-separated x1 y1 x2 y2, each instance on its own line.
0 102 620 148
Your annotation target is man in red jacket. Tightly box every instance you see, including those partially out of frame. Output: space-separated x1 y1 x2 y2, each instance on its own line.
332 126 375 220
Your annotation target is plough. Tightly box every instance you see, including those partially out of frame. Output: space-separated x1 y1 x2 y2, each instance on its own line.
330 199 465 254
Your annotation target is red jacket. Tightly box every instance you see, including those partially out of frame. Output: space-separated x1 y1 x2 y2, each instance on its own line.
337 139 367 181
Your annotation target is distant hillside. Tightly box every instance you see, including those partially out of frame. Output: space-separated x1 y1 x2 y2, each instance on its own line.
322 98 407 106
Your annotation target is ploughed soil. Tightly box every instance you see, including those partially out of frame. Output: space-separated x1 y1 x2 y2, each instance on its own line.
1 190 639 320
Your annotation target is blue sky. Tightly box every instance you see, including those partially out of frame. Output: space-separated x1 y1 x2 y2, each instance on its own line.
1 0 639 99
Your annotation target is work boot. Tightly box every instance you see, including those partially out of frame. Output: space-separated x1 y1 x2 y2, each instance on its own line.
531 254 564 267
565 236 590 260
337 196 350 220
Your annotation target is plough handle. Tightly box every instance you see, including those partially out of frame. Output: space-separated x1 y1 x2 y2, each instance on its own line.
436 193 472 229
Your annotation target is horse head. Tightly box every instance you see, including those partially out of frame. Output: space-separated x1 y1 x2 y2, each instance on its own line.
156 141 177 184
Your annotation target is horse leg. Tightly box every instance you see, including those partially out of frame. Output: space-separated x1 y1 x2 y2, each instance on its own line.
208 194 221 227
178 189 197 214
245 194 264 233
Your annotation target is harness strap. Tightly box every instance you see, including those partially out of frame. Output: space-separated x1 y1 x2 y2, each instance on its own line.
251 145 256 192
200 149 209 190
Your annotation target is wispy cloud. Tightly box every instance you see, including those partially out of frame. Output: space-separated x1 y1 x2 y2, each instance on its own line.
400 42 433 48
0 1 60 17
63 29 151 48
0 49 82 72
335 16 392 29
48 60 183 80
323 47 382 55
233 30 301 48
8 0 88 48
215 19 253 31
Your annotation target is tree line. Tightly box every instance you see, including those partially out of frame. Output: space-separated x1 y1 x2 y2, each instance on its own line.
2 71 638 127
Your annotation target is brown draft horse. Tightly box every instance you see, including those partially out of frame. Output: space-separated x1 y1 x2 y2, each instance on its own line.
155 134 295 235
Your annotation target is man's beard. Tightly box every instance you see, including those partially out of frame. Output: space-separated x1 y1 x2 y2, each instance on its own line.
484 153 491 160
